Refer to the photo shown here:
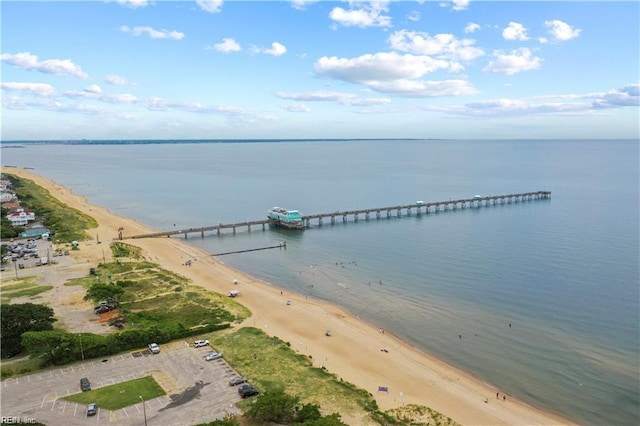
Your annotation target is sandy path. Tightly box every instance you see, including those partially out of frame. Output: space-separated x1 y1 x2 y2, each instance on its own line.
6 168 576 426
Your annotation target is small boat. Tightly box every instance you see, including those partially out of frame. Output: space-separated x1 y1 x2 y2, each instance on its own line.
267 207 305 229
228 289 240 298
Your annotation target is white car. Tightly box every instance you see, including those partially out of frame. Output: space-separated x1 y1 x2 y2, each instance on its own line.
193 339 209 348
148 343 160 354
205 352 223 361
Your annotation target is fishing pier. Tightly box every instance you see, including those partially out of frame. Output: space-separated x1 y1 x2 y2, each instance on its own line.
122 191 550 240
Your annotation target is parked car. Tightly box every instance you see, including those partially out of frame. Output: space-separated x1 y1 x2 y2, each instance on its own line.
148 343 160 354
193 339 209 348
204 351 223 361
80 378 91 392
228 376 247 386
86 403 97 416
5 348 22 358
238 384 259 398
94 305 110 314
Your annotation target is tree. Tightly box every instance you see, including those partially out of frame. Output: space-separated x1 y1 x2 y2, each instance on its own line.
1 303 57 352
294 403 322 423
1 206 21 239
84 283 125 306
296 413 347 426
244 389 300 423
22 330 76 365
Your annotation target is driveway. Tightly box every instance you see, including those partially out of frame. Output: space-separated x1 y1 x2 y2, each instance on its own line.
1 340 242 425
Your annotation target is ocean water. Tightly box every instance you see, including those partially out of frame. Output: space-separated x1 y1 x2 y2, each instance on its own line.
1 139 638 425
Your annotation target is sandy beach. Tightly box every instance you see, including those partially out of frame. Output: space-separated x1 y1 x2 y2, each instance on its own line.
7 168 575 426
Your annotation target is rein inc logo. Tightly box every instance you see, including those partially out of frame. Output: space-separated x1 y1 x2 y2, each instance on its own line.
1 417 37 424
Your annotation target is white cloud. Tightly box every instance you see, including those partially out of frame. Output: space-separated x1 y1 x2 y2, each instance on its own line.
483 48 541 75
366 79 478 97
84 84 103 94
407 11 420 22
1 82 56 97
1 52 88 79
114 0 148 9
120 25 185 40
275 90 391 106
502 22 529 41
329 1 392 28
389 30 484 62
255 42 287 56
314 52 477 98
464 22 480 33
211 38 241 53
544 20 581 42
290 0 320 10
64 88 138 104
315 52 452 84
105 74 135 86
535 83 639 108
280 103 311 112
348 97 392 106
196 0 223 13
275 91 355 102
451 0 470 11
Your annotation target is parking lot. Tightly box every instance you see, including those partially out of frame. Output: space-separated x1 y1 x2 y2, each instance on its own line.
1 340 243 425
1 236 57 272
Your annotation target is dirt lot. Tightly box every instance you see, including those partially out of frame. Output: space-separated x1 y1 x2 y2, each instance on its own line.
1 239 115 335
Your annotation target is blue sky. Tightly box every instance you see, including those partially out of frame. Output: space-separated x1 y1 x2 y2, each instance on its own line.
1 0 638 140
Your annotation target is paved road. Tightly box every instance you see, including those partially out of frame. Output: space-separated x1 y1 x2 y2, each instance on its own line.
1 341 242 425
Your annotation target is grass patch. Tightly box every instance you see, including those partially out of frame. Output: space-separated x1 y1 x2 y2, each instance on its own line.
111 242 143 259
63 376 165 410
0 277 53 303
63 260 250 330
4 173 97 243
384 404 461 426
211 327 375 418
0 357 46 380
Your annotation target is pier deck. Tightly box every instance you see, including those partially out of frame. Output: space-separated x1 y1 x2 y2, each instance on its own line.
121 191 550 240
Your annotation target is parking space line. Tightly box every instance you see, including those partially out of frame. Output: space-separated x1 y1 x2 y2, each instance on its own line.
74 402 78 416
121 407 129 417
51 399 57 411
40 395 48 408
62 400 67 413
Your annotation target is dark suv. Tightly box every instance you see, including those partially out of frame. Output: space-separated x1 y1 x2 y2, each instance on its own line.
80 377 91 392
238 384 259 398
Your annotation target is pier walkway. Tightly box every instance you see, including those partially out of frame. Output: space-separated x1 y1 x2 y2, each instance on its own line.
121 191 550 240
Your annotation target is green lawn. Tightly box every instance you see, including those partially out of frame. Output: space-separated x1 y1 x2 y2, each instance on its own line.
0 279 53 303
63 376 165 410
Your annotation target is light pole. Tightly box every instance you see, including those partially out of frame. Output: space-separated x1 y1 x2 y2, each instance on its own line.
139 395 147 426
79 333 84 361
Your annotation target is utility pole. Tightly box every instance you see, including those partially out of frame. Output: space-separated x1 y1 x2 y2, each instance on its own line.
79 334 85 361
139 395 147 426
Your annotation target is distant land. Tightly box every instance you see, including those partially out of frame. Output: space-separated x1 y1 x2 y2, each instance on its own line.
0 138 429 146
0 138 635 146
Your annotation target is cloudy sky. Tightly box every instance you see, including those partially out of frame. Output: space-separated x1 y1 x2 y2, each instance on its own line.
1 0 638 140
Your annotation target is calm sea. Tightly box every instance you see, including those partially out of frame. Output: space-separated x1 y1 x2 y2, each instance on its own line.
1 139 638 425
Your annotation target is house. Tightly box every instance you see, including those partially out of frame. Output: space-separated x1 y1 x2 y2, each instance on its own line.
0 191 17 203
6 208 35 226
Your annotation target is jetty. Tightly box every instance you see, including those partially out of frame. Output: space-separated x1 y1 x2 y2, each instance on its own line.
121 191 550 240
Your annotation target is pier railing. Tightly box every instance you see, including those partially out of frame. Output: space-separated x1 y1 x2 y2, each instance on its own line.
121 191 550 240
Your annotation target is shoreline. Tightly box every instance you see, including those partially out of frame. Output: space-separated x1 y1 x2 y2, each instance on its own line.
5 168 576 425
